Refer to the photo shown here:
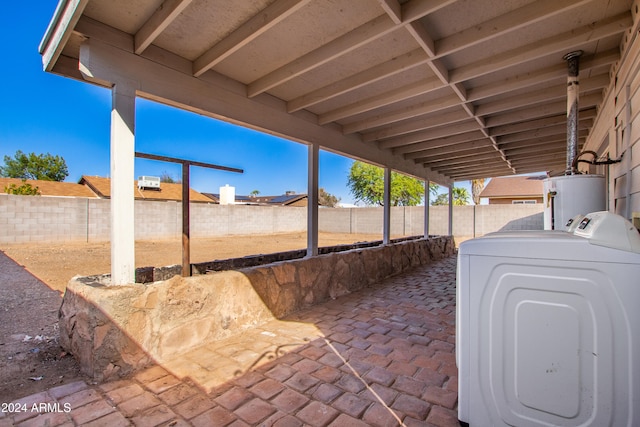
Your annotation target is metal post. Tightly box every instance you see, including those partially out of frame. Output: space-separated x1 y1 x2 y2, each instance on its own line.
424 180 430 238
564 50 583 175
181 163 190 276
134 152 242 277
383 167 391 244
448 185 453 236
307 143 319 257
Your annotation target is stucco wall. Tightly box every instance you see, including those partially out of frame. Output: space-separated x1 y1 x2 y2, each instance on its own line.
1 194 543 243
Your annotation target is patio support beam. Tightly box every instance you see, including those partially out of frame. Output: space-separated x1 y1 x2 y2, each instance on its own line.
181 163 191 276
77 38 450 186
424 180 430 238
448 185 453 236
110 82 136 285
383 167 391 244
307 143 319 257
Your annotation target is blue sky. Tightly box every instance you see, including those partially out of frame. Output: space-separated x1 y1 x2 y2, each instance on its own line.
1 2 472 206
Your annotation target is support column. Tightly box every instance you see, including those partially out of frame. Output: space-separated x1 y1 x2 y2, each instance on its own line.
181 163 191 276
424 180 430 238
448 185 453 236
307 143 319 257
110 82 136 285
383 167 391 244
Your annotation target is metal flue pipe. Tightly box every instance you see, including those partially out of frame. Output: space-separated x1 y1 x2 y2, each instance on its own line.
564 50 583 175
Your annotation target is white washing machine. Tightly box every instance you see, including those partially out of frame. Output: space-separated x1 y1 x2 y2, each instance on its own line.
456 211 640 426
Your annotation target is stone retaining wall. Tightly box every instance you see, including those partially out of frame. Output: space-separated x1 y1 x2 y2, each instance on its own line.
58 236 455 381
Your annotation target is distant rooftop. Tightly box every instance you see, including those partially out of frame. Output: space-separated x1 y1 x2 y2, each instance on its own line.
0 177 98 198
80 176 212 202
480 175 546 199
202 192 307 206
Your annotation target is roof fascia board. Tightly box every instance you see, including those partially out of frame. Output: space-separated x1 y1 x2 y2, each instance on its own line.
39 0 89 72
78 38 451 185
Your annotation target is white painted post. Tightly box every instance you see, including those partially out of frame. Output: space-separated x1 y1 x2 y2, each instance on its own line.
307 143 319 257
448 185 453 236
383 167 391 244
110 82 136 285
424 180 430 238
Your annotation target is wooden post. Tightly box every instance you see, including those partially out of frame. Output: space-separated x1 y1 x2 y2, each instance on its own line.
110 82 136 285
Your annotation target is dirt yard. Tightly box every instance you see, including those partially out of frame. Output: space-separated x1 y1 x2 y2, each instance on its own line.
2 232 386 292
0 232 385 402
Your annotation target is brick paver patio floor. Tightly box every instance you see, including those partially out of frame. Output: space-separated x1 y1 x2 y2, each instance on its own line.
0 256 459 426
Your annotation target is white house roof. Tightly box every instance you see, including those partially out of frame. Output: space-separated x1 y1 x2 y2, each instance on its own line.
39 0 635 184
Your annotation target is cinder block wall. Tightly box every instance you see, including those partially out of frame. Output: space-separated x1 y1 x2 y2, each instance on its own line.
318 205 544 238
0 194 544 243
0 195 91 243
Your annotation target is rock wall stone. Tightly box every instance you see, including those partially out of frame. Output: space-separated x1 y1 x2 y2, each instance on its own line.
58 236 455 381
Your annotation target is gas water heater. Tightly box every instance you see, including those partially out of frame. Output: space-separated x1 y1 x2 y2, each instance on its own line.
543 174 605 230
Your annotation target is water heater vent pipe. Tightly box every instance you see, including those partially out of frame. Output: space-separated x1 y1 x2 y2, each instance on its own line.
564 50 583 175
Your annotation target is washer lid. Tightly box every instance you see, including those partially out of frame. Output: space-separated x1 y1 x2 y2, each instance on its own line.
458 229 640 263
574 211 640 253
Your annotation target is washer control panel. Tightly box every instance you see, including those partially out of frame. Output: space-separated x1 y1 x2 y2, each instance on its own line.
573 211 640 253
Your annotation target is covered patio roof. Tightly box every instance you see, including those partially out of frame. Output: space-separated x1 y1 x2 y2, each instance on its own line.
40 0 635 184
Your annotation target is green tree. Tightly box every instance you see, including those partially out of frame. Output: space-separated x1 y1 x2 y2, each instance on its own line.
431 187 470 206
4 179 41 196
0 150 68 181
318 187 340 207
249 190 260 198
346 161 436 206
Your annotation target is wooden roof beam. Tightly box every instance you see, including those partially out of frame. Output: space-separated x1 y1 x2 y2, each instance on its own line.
475 74 609 117
450 12 632 84
401 136 491 158
318 76 443 125
433 0 592 58
392 130 486 154
193 0 310 77
484 93 602 128
287 48 429 113
489 109 596 137
343 94 460 134
363 108 469 142
378 120 479 149
467 49 619 102
135 0 194 55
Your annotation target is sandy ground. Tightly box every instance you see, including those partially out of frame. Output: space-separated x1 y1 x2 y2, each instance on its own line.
1 232 386 293
0 232 386 402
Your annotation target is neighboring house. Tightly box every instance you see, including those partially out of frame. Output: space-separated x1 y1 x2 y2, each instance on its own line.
80 176 212 203
479 175 545 205
1 176 212 203
0 177 98 198
202 191 308 207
